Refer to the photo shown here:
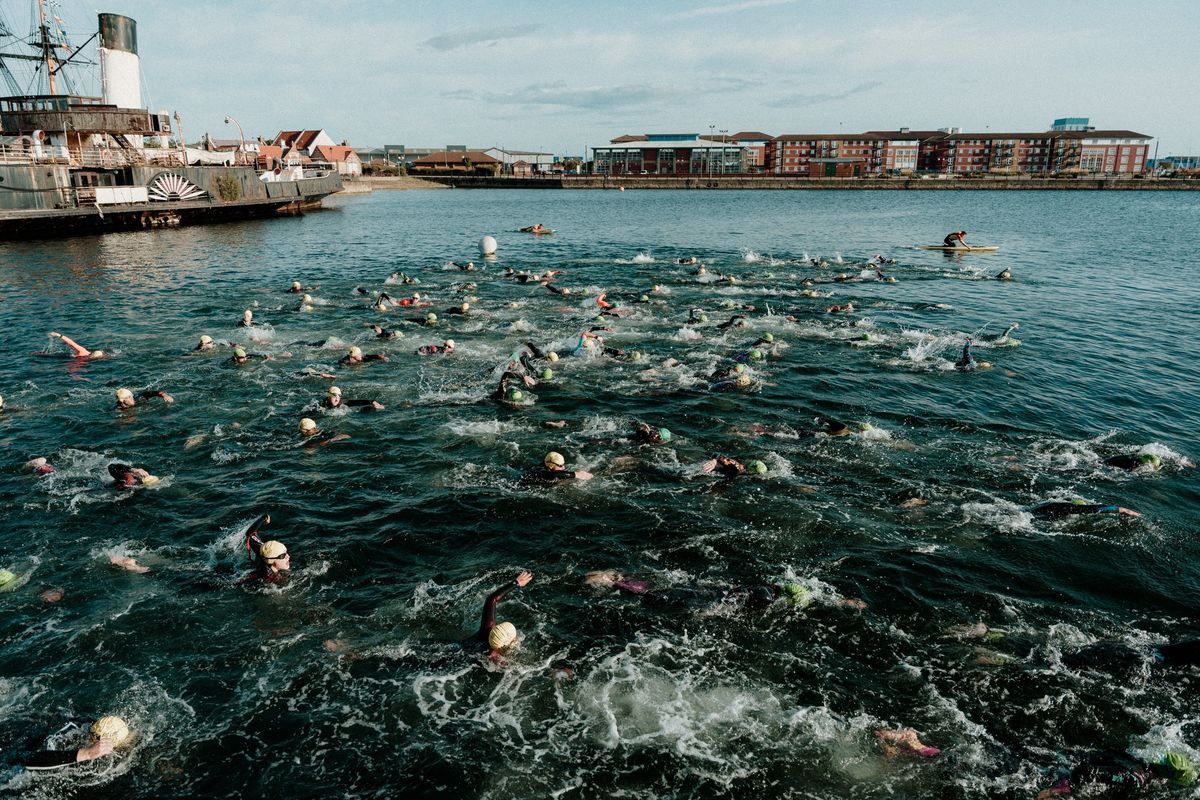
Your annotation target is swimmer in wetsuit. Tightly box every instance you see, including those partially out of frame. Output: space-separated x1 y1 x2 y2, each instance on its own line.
45 331 105 360
320 386 383 411
710 373 753 393
367 324 403 340
242 513 291 585
1037 750 1196 798
445 302 470 315
108 463 159 489
702 456 746 480
490 370 535 401
633 422 672 445
1102 452 1161 472
955 339 975 370
238 309 258 328
469 570 533 660
717 314 748 330
115 387 174 409
1030 501 1141 518
195 335 217 351
417 339 455 355
298 417 350 447
24 716 131 770
230 346 270 365
340 346 388 366
521 451 593 484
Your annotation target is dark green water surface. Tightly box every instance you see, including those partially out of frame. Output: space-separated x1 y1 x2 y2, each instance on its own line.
1 189 1199 798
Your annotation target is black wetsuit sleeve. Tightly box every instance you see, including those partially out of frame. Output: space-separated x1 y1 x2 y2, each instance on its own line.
477 582 519 639
1032 503 1107 518
26 750 78 768
525 342 547 359
363 354 387 362
344 399 376 407
523 467 576 483
137 390 166 400
245 514 270 557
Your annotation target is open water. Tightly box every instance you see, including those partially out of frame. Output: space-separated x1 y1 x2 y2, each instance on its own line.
1 188 1199 799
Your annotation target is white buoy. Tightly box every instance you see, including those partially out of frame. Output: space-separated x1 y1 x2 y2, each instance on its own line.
479 235 497 256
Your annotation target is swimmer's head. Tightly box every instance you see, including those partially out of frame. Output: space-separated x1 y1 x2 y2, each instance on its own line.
547 352 559 362
544 451 566 469
243 310 252 322
460 303 470 312
541 368 553 380
505 388 523 402
348 346 363 360
639 295 649 303
426 313 437 323
299 418 318 434
782 583 810 604
199 335 213 346
115 388 135 407
91 716 131 747
658 428 672 442
328 386 341 397
749 350 764 361
747 459 768 475
302 294 313 303
761 333 774 343
1140 453 1162 468
443 340 456 352
0 569 16 587
232 347 247 360
291 281 301 291
733 364 746 374
0 394 4 410
259 540 290 569
488 621 518 651
735 374 752 388
583 569 623 589
1155 752 1197 786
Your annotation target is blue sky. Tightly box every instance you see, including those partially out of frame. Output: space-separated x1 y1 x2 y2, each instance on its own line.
7 0 1200 154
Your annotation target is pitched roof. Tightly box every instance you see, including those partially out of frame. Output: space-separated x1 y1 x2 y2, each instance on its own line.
411 150 500 166
610 134 647 143
731 131 773 141
313 145 358 162
272 129 325 150
257 145 283 160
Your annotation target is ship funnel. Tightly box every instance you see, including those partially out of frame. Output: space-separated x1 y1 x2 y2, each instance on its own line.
99 13 141 109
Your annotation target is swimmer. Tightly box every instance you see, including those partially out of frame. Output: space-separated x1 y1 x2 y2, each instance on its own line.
710 373 753 392
678 256 699 265
470 570 533 662
410 312 439 326
26 457 54 474
520 223 546 233
717 314 749 330
490 369 535 401
395 293 427 308
955 339 975 370
687 308 709 324
459 261 476 272
993 322 1020 345
596 292 614 311
287 280 317 293
339 346 388 366
194 335 216 351
1037 750 1195 798
445 302 470 315
701 456 746 480
543 282 572 296
826 303 854 313
1030 501 1141 518
875 268 897 282
416 339 455 355
230 346 270 364
320 386 383 411
242 513 292 585
45 331 105 359
237 309 257 328
366 323 403 339
108 463 159 489
997 268 1012 281
1102 452 1162 472
298 417 350 447
876 728 940 758
521 451 593 483
811 415 852 437
633 422 672 445
24 716 132 770
115 387 174 409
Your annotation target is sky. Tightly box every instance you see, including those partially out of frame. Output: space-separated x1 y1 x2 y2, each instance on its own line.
4 0 1200 155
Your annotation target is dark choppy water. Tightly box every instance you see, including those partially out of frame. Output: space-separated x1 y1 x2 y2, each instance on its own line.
2 189 1199 798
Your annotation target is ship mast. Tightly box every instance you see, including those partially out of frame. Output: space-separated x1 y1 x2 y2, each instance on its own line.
36 0 57 94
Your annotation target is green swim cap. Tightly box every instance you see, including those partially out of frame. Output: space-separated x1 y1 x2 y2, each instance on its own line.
733 363 746 374
1158 752 1197 786
722 300 736 309
0 569 16 587
233 347 247 358
426 313 437 322
749 350 764 361
1140 453 1162 467
541 368 553 380
639 294 649 303
762 333 774 342
630 350 643 361
748 460 767 475
783 583 811 605
506 388 523 402
1072 499 1087 505
658 428 672 442
698 314 708 322
862 333 872 340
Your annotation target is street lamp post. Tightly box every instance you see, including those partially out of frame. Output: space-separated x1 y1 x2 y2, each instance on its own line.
719 129 729 174
174 111 186 166
224 115 246 166
708 124 715 177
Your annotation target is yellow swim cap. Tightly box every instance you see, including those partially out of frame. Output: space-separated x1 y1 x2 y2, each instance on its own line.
299 418 317 432
199 335 213 345
115 388 134 402
260 540 288 560
348 346 363 359
489 621 518 651
460 303 470 312
302 294 313 303
547 352 559 362
91 716 131 746
328 386 342 396
544 451 566 468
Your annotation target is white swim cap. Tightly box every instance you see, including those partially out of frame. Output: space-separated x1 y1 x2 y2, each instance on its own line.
299 418 317 432
444 340 456 349
115 388 134 402
489 621 518 650
544 451 566 468
328 386 341 396
348 346 363 359
91 716 131 746
260 540 288 560
199 335 213 345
